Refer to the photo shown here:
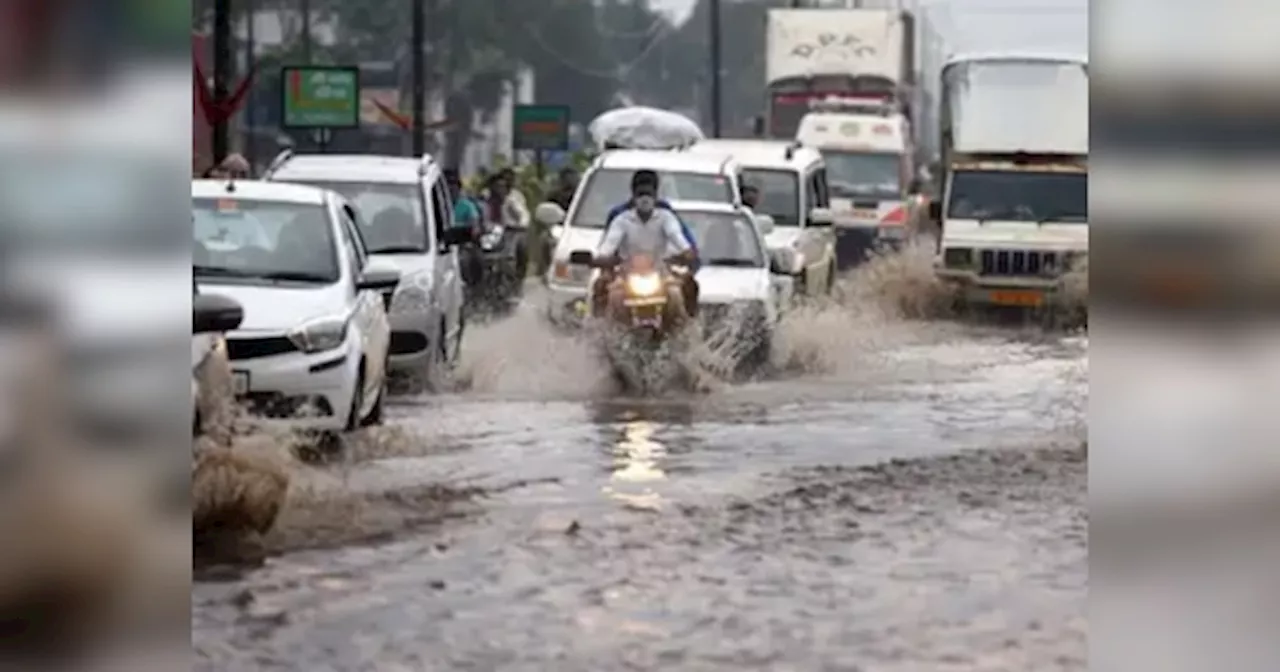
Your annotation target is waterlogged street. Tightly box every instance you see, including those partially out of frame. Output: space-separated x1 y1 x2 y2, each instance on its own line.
192 256 1087 671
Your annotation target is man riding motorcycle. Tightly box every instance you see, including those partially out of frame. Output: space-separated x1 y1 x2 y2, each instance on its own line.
603 170 700 314
591 178 697 330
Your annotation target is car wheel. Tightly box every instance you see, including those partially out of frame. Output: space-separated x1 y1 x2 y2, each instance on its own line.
344 364 365 431
449 310 466 367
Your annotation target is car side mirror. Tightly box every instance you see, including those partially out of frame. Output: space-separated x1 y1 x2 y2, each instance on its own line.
807 207 834 228
535 202 566 226
193 293 243 334
927 201 942 221
567 250 594 266
752 213 775 236
440 226 472 247
768 248 797 275
357 267 401 310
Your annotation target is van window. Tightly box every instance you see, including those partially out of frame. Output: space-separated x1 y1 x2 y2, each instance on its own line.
804 171 822 215
429 181 453 250
740 168 799 227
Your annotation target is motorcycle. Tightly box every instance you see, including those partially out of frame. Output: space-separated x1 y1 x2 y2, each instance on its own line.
568 250 693 393
463 223 524 318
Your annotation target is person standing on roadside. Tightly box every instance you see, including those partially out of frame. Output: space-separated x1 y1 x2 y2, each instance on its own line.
549 166 579 210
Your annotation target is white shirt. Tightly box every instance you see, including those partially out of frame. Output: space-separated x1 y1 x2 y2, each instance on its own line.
596 207 691 262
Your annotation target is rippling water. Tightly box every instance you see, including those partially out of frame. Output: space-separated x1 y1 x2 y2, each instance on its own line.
193 244 1088 670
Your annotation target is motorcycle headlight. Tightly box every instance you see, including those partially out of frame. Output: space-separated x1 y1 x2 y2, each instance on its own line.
287 315 350 353
627 273 662 296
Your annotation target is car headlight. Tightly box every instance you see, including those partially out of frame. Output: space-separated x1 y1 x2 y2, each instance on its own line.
390 285 429 315
287 315 350 353
943 247 972 268
627 273 662 296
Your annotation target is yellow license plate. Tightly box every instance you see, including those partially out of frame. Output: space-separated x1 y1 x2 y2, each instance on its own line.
990 290 1044 307
572 300 588 316
851 209 878 219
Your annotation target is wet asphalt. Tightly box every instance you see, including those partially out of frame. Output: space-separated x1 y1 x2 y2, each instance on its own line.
192 276 1087 671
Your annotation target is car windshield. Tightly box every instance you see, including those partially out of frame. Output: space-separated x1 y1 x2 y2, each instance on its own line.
570 168 734 227
286 180 426 252
192 197 339 282
947 170 1087 223
822 151 902 200
679 211 764 267
741 169 799 226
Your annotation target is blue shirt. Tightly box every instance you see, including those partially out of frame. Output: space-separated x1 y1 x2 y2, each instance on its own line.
452 196 480 228
605 199 700 270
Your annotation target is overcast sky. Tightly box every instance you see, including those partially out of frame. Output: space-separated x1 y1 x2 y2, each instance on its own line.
648 0 1088 58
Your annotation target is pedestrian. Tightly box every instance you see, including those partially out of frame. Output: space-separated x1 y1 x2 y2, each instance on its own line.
444 169 481 232
202 153 251 179
549 166 579 210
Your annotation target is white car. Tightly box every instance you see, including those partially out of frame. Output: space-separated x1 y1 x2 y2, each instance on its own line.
192 288 243 438
685 139 838 298
675 201 794 366
192 179 401 433
263 152 470 388
535 149 745 325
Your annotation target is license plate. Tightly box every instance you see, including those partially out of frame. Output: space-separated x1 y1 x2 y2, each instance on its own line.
232 370 250 395
852 209 878 219
572 299 588 317
990 290 1044 307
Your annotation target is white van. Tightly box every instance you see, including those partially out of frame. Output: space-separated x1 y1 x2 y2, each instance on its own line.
685 140 837 297
796 110 922 269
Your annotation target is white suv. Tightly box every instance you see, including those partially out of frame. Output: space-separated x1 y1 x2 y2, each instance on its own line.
534 150 744 325
264 152 470 389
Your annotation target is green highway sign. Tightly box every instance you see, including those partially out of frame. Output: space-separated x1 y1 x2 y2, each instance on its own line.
281 66 360 129
512 105 570 151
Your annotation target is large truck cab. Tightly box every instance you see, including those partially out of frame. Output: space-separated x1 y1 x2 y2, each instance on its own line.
931 52 1088 309
796 99 923 268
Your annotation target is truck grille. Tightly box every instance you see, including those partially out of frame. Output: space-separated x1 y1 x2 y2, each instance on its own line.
979 249 1060 277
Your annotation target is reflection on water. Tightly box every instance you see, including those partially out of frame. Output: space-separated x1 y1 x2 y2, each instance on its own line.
602 420 668 511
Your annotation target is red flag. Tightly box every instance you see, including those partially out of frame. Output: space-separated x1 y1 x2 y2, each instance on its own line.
372 98 411 130
191 41 256 126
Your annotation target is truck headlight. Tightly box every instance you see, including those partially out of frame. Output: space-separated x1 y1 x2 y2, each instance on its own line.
943 247 972 268
287 316 350 353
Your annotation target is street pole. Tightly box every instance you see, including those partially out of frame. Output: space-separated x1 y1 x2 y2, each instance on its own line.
245 0 257 168
300 0 312 63
411 0 426 156
212 0 232 163
709 0 722 137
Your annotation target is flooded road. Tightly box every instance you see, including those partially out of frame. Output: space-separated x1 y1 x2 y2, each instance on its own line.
193 255 1087 671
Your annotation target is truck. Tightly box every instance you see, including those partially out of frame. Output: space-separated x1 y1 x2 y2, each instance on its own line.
930 53 1088 312
795 98 921 269
763 8 920 143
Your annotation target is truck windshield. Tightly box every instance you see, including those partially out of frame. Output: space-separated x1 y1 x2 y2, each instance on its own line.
947 170 1087 223
822 151 902 200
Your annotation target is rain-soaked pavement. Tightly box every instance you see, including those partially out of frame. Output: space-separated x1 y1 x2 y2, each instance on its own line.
193 252 1087 671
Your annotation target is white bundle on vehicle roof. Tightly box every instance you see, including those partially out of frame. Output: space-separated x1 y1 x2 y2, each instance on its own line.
588 106 705 150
